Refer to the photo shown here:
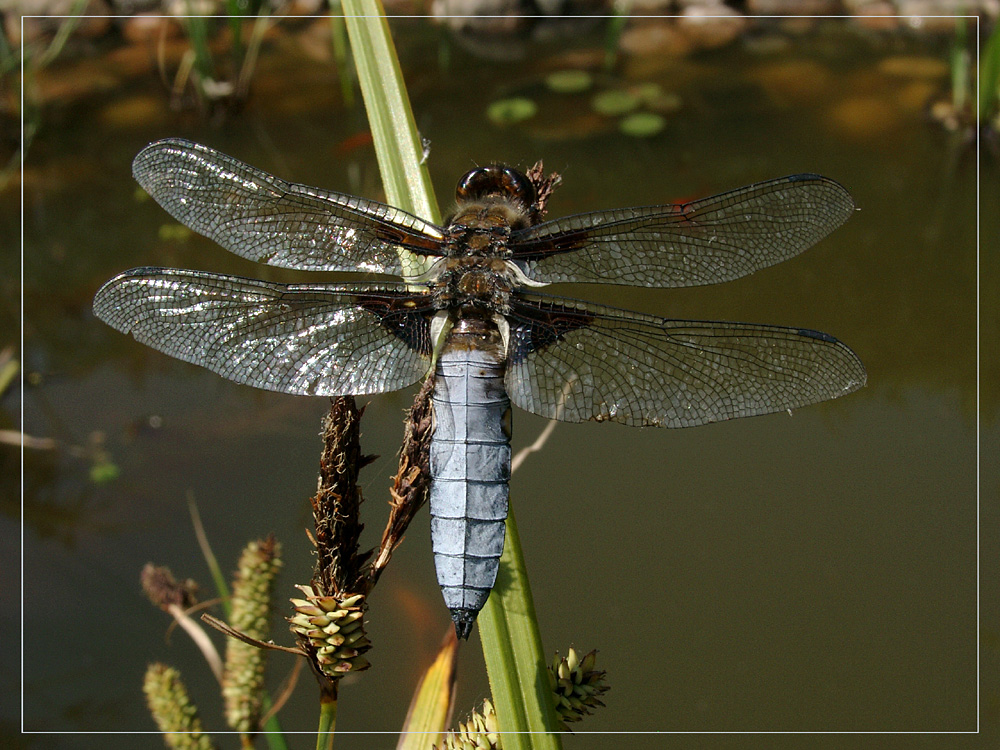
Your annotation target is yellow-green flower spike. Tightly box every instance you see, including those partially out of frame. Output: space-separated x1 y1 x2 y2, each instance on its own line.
143 663 216 750
222 537 282 733
548 648 609 730
434 699 500 750
435 648 607 747
288 585 371 679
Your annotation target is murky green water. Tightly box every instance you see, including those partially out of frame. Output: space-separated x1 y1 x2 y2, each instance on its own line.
9 15 992 747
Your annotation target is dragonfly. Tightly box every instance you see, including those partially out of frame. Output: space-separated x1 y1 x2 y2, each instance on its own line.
94 139 866 639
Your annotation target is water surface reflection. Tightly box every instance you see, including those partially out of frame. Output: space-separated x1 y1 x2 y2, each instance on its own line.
13 16 983 743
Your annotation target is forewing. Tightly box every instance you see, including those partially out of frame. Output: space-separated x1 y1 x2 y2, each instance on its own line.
93 268 434 396
132 139 446 277
510 174 855 287
505 292 866 427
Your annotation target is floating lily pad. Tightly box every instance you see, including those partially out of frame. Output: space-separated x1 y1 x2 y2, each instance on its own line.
545 69 593 93
634 82 663 103
591 89 640 116
619 112 666 137
90 461 121 484
487 97 538 125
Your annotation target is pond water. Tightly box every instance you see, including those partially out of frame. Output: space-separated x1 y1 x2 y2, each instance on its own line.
9 14 992 747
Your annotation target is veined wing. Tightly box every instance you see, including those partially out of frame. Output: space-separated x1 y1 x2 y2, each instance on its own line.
509 175 855 287
93 268 435 396
133 139 446 277
505 292 866 428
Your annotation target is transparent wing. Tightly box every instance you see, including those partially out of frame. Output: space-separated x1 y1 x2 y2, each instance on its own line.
510 174 855 287
505 292 866 427
93 268 435 396
132 139 446 277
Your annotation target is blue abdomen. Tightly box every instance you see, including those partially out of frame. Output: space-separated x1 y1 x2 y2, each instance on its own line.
429 343 511 639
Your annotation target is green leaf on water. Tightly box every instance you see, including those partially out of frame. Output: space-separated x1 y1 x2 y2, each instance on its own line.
545 69 593 93
619 111 666 137
158 223 192 242
486 97 538 125
90 461 120 483
591 88 640 116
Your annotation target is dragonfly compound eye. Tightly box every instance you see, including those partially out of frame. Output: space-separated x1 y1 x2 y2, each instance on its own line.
456 166 536 207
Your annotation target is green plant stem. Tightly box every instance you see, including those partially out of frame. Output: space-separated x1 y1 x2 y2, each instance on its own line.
978 17 1000 122
603 2 630 71
0 357 17 395
35 0 87 68
341 0 441 229
223 0 245 63
327 3 356 110
951 16 969 113
189 495 231 614
317 692 337 750
259 697 287 750
236 10 270 98
341 5 559 746
188 497 288 750
182 3 214 80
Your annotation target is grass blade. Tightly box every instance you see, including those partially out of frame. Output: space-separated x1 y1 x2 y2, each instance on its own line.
342 0 440 234
977 16 1000 122
478 509 563 750
398 631 458 750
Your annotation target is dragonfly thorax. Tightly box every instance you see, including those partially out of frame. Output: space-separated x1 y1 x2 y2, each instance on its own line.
446 185 537 254
431 257 515 314
444 220 510 257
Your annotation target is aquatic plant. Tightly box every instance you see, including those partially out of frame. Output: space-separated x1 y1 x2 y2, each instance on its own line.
1 0 88 187
171 3 271 116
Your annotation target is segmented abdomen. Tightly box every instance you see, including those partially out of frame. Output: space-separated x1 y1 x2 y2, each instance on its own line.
429 346 511 639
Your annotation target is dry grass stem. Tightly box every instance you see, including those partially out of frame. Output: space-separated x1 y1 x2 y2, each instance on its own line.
368 377 434 589
202 613 305 656
141 564 223 681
